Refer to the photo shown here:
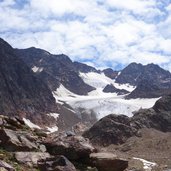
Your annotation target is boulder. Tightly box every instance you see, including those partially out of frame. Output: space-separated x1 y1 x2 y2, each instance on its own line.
0 160 15 171
14 152 50 167
38 156 77 171
89 152 128 171
45 135 96 161
0 128 38 151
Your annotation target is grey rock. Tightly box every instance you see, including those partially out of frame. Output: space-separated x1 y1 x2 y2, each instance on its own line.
89 152 128 171
0 160 15 171
14 152 50 167
38 156 77 171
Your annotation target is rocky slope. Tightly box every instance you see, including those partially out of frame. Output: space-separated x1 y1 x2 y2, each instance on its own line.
83 94 171 146
0 38 59 126
15 48 95 95
0 114 128 171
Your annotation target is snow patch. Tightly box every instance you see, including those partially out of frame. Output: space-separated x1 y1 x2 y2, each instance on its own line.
46 126 58 133
47 113 60 120
80 72 136 92
32 66 43 73
80 72 113 89
133 157 157 171
53 84 78 98
23 118 41 129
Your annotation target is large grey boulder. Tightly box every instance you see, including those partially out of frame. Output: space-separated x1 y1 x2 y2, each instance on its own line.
14 152 50 167
89 152 128 171
0 128 38 151
45 135 96 161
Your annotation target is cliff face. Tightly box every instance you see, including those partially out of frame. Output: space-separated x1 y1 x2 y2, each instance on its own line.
0 38 58 125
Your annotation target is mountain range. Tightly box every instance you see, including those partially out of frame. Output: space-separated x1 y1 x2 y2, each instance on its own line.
1 37 171 131
0 38 171 171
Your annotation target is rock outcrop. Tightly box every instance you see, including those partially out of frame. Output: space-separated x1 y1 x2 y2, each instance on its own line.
115 62 171 98
14 152 50 167
89 152 128 171
84 95 171 146
44 134 96 161
83 114 138 146
0 160 15 171
103 84 129 95
38 156 77 171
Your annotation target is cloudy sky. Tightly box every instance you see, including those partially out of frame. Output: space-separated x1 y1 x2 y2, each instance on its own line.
1 0 171 70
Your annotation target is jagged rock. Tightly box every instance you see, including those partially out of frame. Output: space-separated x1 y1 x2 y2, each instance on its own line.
103 84 129 95
45 135 96 160
14 152 50 167
0 128 38 151
38 156 77 171
103 68 118 79
89 152 128 171
0 160 15 171
153 95 171 112
73 61 98 73
83 114 138 146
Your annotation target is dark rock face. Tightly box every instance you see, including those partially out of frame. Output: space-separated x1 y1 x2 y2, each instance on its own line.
0 38 58 125
38 156 77 171
15 48 95 95
103 84 129 95
115 63 144 85
103 68 119 79
153 94 171 112
73 61 98 73
83 115 138 146
115 62 171 98
84 95 171 146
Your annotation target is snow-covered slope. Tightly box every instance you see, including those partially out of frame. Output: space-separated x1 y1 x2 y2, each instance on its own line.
80 72 135 93
53 72 159 120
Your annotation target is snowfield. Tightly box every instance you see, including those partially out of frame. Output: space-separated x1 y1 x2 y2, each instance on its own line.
53 72 160 120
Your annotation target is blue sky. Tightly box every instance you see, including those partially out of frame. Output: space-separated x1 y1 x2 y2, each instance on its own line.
1 0 171 70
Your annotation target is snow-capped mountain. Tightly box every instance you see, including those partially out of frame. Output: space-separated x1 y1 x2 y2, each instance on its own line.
1 37 171 130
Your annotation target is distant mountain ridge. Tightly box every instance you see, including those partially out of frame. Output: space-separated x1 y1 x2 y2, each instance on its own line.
1 37 171 130
15 48 95 95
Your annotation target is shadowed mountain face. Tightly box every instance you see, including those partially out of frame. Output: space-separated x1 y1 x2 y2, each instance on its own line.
15 48 95 95
115 62 171 98
0 38 59 125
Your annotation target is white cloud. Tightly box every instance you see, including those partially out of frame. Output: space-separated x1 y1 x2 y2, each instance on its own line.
0 0 171 71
